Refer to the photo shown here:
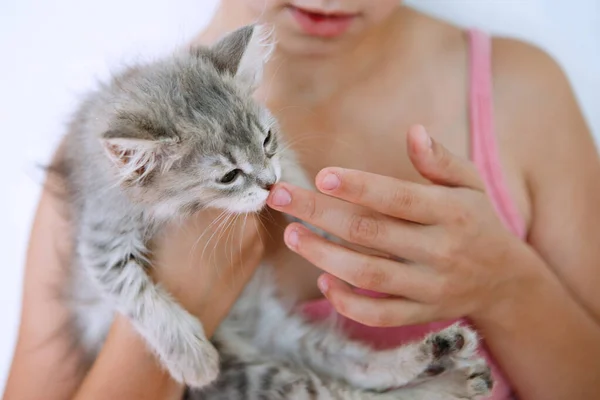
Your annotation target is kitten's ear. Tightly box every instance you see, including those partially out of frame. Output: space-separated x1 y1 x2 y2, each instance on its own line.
101 130 175 184
210 24 275 91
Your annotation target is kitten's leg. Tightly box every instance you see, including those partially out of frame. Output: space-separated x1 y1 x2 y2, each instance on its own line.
189 349 418 400
389 359 494 400
191 363 491 400
197 330 490 400
294 322 479 391
252 293 480 391
79 224 219 388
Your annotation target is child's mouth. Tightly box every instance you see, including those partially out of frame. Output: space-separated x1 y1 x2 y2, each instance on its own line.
288 6 358 38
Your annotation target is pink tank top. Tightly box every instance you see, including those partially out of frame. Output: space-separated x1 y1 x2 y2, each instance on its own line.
299 30 524 399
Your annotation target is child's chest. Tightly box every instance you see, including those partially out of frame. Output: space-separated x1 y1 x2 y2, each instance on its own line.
274 97 469 185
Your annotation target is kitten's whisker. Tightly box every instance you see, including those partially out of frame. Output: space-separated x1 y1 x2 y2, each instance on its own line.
262 209 287 232
200 211 231 270
210 212 235 280
225 213 238 266
232 213 250 289
208 212 231 266
281 133 354 152
196 209 229 249
256 213 274 242
263 207 276 219
210 212 236 271
220 213 239 285
274 134 359 164
254 212 267 243
188 209 229 265
263 57 286 100
277 134 322 150
215 212 237 277
275 135 327 158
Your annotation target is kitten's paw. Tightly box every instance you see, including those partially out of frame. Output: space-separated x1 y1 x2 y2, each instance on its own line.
392 359 493 400
165 338 220 388
421 323 480 377
146 311 220 388
464 360 494 399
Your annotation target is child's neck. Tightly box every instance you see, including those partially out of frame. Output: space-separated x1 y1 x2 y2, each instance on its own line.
264 10 409 104
196 3 420 104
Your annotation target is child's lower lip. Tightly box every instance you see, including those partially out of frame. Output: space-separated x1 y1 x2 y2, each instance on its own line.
288 6 357 38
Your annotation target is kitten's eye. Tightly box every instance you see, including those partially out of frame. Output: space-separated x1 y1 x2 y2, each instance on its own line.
263 130 272 147
219 169 241 184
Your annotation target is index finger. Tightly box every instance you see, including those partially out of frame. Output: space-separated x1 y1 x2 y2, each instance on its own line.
315 168 443 224
266 182 432 260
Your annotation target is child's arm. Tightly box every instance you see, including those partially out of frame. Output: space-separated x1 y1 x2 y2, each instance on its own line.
3 158 87 399
480 38 600 400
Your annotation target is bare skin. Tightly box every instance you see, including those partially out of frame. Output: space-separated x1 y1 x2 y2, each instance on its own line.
4 1 600 400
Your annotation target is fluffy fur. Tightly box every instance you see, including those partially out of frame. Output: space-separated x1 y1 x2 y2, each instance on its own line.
61 24 493 399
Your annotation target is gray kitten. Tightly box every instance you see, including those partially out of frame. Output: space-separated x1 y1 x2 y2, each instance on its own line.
61 25 493 399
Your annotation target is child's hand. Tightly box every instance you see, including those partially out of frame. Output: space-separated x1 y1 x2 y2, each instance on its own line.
267 125 542 327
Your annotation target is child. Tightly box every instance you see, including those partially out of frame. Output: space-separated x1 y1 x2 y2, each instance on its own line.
5 1 600 399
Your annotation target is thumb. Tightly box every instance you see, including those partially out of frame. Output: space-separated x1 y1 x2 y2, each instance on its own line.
407 125 484 191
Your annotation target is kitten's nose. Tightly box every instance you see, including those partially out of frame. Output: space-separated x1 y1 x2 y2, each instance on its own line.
259 178 276 191
258 166 277 190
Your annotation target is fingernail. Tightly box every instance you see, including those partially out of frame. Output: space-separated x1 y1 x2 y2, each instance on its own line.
270 187 291 206
286 228 299 248
318 275 329 293
320 173 340 191
417 125 433 149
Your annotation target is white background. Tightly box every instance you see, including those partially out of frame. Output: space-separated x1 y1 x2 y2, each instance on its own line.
1 0 598 392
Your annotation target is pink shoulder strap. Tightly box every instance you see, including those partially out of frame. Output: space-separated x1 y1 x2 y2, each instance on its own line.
468 29 526 238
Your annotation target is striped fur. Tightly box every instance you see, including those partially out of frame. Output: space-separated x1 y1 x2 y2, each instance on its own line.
184 267 493 399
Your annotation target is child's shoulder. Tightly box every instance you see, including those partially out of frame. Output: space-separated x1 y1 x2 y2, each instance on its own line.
490 36 589 170
491 37 570 107
420 11 586 183
490 35 597 236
